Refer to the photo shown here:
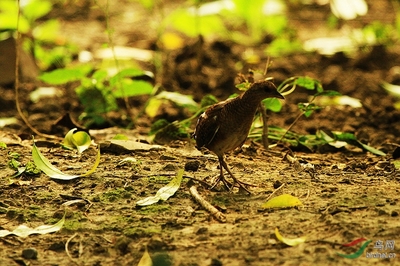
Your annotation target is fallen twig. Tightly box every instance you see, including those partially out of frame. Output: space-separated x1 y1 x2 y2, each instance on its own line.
265 182 285 202
65 233 80 266
189 185 226 223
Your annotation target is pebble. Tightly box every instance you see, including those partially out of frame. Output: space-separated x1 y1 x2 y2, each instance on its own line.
22 248 38 259
184 160 200 171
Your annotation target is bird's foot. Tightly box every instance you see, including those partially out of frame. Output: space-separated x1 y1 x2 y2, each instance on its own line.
230 178 253 194
209 175 233 191
209 174 254 194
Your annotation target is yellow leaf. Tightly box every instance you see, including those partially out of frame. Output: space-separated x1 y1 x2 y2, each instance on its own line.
80 148 101 177
262 194 302 209
145 98 163 118
160 32 184 50
137 247 153 266
275 228 306 246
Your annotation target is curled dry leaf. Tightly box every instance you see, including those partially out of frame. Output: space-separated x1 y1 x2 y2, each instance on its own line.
136 169 184 206
275 228 306 247
62 128 91 154
0 212 65 238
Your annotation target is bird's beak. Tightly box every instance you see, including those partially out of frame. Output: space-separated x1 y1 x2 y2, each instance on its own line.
276 91 285 99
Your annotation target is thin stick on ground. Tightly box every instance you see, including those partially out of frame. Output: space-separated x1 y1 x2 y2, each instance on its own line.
65 233 80 265
265 182 286 202
189 185 226 223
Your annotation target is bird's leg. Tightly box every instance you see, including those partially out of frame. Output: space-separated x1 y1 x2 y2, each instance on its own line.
219 156 254 194
210 159 233 191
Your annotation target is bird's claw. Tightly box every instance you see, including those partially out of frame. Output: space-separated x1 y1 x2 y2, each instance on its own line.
209 174 253 194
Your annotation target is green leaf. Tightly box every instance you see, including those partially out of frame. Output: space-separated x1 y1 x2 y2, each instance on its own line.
298 103 322 118
76 84 118 114
25 161 41 175
0 1 30 32
9 166 26 178
92 69 108 82
294 76 316 90
32 137 100 180
332 132 385 156
32 19 59 42
315 90 342 97
356 141 386 156
33 139 79 180
39 65 92 85
0 212 65 238
0 142 7 149
155 91 198 111
265 38 303 57
113 80 154 98
109 68 153 86
333 132 357 141
136 169 184 206
263 97 283 112
8 158 21 169
168 9 227 37
200 94 218 108
295 77 323 92
22 0 52 22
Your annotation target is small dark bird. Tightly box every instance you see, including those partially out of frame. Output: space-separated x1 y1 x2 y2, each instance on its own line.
193 80 284 192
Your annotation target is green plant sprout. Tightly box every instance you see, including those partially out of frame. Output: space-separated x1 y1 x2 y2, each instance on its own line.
247 75 384 155
39 65 154 127
255 75 339 148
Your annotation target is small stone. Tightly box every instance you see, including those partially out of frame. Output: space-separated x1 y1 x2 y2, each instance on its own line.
196 227 208 235
185 160 200 171
210 258 223 266
22 248 38 259
273 180 283 189
162 163 177 171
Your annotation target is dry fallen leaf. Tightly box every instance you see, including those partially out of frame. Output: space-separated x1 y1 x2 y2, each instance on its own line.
262 194 303 209
275 228 307 246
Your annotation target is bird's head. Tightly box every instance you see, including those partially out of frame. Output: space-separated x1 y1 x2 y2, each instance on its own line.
245 80 284 100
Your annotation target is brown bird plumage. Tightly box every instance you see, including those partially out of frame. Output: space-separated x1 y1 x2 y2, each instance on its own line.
193 80 284 192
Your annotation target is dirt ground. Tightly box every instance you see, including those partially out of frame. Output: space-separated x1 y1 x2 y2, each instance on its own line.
1 1 400 265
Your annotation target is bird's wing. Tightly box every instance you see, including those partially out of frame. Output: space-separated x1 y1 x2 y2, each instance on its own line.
194 102 226 148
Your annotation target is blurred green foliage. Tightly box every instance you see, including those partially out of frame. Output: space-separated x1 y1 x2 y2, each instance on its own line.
0 0 76 69
39 65 154 127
